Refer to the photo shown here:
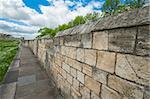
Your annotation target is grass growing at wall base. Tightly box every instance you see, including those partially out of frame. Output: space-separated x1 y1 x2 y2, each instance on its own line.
0 39 19 82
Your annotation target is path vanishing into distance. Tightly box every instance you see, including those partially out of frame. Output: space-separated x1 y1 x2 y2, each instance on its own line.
0 46 61 99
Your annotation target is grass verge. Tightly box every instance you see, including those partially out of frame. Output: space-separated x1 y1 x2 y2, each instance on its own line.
0 39 19 82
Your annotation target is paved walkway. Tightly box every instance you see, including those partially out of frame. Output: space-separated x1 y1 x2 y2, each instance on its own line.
0 46 59 99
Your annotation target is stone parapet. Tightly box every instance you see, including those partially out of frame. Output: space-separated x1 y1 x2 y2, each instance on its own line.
23 6 150 99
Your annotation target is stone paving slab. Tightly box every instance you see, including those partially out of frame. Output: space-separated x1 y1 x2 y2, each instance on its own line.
18 66 36 77
15 83 36 98
18 89 56 99
36 71 49 81
0 82 16 99
18 75 36 86
15 79 53 98
9 59 20 72
1 46 59 99
35 79 51 93
15 46 58 99
12 60 20 68
3 70 19 84
0 85 2 99
20 62 41 69
20 59 39 65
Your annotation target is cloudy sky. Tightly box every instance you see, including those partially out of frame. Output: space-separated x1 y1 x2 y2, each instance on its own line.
0 0 124 39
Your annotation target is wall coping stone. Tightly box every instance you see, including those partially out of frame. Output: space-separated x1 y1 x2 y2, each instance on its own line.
56 6 150 37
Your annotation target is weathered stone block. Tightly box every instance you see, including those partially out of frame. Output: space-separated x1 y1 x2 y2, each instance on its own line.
65 57 73 66
54 37 60 45
72 60 82 71
84 49 97 66
108 28 136 53
136 25 150 56
66 47 76 59
108 75 144 99
62 81 71 98
55 52 61 60
73 78 80 91
67 73 73 85
137 6 150 25
96 51 116 73
101 85 122 99
61 46 67 55
94 8 139 30
62 62 70 73
64 35 81 47
82 64 92 77
80 86 90 99
77 71 85 84
91 91 101 99
71 67 77 78
81 33 92 48
55 58 62 67
61 68 67 79
71 86 81 99
57 74 63 88
54 64 61 73
93 69 108 84
85 76 101 95
76 48 85 62
143 87 150 99
59 37 64 45
93 31 108 50
116 54 150 86
54 45 61 53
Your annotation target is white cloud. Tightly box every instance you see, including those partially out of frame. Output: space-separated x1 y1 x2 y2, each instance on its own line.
0 0 34 20
0 20 38 39
39 3 85 27
90 1 104 8
0 0 102 39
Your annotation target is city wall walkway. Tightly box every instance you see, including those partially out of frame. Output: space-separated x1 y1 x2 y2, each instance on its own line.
0 46 59 99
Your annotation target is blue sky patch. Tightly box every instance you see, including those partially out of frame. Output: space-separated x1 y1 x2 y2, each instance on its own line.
0 0 129 39
23 0 51 13
68 4 77 11
0 18 29 26
21 0 127 14
22 0 106 13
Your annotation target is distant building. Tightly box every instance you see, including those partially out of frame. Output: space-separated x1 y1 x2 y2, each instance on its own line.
21 37 25 40
0 33 15 39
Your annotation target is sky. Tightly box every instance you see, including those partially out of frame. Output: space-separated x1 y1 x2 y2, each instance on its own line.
0 0 118 39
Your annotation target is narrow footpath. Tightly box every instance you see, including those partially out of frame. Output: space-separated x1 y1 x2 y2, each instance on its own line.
0 46 58 99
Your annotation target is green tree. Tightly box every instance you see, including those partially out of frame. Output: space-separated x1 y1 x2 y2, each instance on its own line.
102 0 120 14
58 24 70 31
38 27 56 37
37 14 100 38
125 0 145 8
84 12 99 22
72 16 86 26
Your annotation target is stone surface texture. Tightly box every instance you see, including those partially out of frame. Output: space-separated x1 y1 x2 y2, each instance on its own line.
23 6 150 99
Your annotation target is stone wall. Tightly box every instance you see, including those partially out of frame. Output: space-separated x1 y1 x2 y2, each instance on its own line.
23 6 150 99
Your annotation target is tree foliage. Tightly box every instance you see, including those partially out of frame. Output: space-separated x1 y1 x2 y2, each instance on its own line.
102 0 146 15
102 0 120 14
125 0 146 8
38 13 99 37
84 12 100 22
